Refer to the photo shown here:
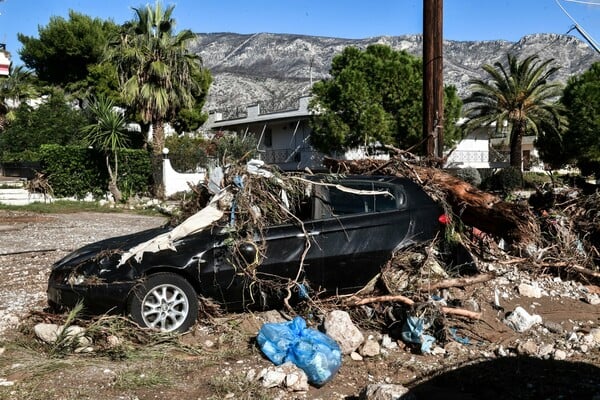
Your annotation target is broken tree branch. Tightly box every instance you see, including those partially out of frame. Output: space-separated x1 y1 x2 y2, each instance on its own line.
418 273 495 292
347 294 481 320
322 156 539 250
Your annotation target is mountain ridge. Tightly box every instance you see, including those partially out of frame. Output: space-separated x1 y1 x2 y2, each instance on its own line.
188 32 600 117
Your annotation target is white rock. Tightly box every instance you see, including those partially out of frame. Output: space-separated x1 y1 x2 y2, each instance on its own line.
34 323 61 344
359 383 415 400
360 338 381 357
518 283 542 298
590 328 600 344
245 368 257 382
538 344 555 358
554 349 567 360
517 340 538 356
381 334 398 350
0 378 14 387
323 310 364 355
504 306 542 332
106 335 121 347
351 351 364 361
260 368 286 388
284 369 309 392
259 362 308 391
584 293 600 305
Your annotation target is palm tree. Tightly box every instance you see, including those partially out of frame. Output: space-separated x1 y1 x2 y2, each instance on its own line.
463 53 564 168
104 1 205 195
0 65 38 130
82 95 130 203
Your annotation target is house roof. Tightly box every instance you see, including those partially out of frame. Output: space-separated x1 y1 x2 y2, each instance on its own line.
206 96 314 129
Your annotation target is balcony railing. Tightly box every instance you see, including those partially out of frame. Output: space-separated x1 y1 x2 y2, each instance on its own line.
448 150 488 163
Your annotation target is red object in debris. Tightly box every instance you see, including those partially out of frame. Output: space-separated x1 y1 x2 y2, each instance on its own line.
472 227 485 238
438 214 450 225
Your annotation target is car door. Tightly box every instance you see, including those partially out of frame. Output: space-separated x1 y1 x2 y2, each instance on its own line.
314 178 412 293
197 203 323 308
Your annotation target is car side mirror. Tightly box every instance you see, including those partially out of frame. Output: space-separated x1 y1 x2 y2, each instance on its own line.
238 241 259 266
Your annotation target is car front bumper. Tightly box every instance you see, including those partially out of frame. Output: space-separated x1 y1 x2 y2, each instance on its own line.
47 281 136 314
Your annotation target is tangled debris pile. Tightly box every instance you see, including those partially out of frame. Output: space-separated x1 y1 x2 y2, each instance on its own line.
14 155 600 398
146 155 600 362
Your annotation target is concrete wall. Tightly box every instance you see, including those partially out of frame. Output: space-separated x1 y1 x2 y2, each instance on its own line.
162 158 205 197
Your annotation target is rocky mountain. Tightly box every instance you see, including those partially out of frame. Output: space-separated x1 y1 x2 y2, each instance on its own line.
188 32 600 118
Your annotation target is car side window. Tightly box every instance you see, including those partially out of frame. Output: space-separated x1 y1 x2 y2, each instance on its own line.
327 181 404 215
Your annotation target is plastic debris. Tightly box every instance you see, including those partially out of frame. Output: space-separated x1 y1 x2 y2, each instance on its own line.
400 316 436 353
449 327 471 345
257 316 342 386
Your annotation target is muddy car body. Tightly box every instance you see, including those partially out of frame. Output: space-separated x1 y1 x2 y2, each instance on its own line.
48 175 446 332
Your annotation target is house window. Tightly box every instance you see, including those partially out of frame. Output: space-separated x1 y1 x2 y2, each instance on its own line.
523 150 531 171
264 128 272 147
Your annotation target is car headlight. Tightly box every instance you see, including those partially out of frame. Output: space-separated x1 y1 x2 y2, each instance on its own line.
67 273 85 285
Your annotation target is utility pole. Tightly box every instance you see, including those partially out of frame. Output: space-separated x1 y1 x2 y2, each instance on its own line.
423 0 444 158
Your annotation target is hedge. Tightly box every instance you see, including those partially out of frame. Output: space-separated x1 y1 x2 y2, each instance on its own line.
38 144 152 200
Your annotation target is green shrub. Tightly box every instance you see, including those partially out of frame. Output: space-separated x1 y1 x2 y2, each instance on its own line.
0 150 41 163
38 145 152 199
481 167 523 194
165 135 209 172
39 144 105 199
117 149 153 199
453 167 482 187
522 172 552 189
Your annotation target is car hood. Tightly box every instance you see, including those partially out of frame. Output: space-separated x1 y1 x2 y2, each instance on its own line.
53 225 172 270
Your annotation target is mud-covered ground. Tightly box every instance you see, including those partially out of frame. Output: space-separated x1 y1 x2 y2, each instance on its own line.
1 210 600 400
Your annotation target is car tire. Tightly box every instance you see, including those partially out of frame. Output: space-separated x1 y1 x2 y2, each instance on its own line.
127 272 198 333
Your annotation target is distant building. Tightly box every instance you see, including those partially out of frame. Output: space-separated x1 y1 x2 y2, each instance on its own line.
206 97 545 173
0 43 10 77
206 96 324 171
444 119 543 172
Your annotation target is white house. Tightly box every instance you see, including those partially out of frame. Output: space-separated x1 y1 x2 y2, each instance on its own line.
445 119 543 171
206 96 324 171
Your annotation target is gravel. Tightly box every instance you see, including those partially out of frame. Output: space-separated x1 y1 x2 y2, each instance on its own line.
0 211 167 338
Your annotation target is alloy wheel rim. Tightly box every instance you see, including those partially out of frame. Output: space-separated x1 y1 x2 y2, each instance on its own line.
141 283 189 331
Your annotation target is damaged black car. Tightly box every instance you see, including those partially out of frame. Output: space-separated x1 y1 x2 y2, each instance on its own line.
47 173 449 332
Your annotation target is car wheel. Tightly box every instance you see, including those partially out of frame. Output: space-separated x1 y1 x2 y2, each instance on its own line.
127 272 198 333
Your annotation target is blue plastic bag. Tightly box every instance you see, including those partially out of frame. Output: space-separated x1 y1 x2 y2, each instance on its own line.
257 316 342 386
401 316 436 354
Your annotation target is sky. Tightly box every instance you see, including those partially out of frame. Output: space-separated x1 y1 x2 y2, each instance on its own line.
0 0 599 66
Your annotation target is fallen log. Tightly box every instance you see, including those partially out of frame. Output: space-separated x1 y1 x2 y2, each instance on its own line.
418 273 495 292
323 156 539 250
348 294 481 320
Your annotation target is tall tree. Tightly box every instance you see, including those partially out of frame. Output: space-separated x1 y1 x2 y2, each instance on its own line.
18 11 119 99
0 90 86 156
104 1 211 194
82 95 130 202
309 44 462 155
559 62 600 177
463 53 564 168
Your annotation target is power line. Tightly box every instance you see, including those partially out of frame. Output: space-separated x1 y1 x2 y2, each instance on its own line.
555 0 600 53
562 0 600 6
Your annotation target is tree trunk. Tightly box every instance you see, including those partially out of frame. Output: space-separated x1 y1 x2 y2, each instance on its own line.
106 155 122 203
150 120 165 199
509 122 524 169
322 156 539 250
152 120 165 156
